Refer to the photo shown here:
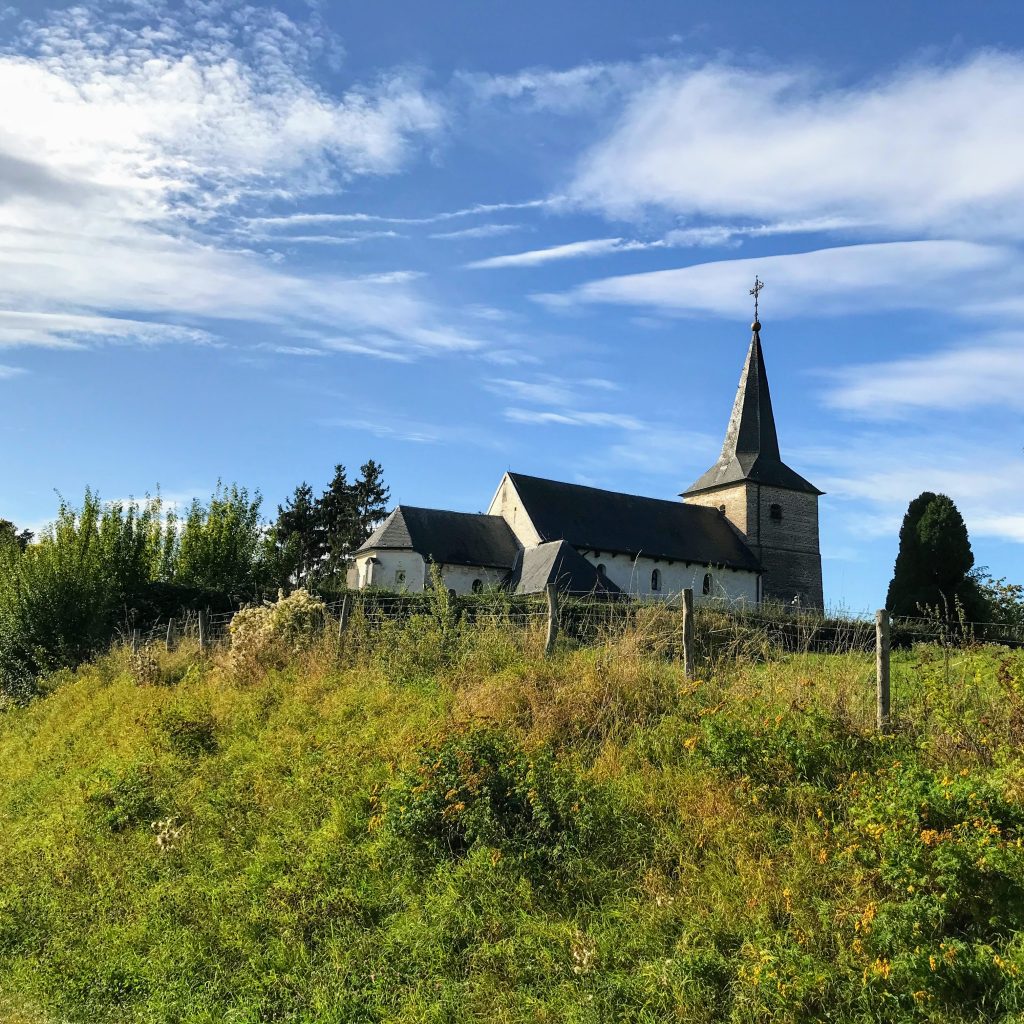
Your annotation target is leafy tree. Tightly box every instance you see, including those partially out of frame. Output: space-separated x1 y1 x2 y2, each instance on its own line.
174 483 267 601
0 519 32 551
886 492 986 621
0 491 172 697
972 570 1024 628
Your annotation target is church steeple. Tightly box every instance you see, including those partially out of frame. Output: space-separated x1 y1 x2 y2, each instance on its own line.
683 303 821 498
681 281 824 608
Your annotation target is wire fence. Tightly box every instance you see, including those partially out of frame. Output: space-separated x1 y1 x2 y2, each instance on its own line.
114 587 1024 745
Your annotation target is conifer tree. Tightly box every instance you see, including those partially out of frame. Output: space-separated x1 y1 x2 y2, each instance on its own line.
317 465 358 582
353 460 390 541
886 492 986 621
274 483 321 585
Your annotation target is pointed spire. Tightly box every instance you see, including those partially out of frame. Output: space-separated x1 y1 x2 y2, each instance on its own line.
719 324 781 463
683 297 822 497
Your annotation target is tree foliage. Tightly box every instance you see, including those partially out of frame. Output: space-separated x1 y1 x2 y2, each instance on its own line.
174 483 267 600
0 519 32 551
886 492 987 621
272 461 391 588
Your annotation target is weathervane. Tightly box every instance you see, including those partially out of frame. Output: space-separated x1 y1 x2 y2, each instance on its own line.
749 276 764 324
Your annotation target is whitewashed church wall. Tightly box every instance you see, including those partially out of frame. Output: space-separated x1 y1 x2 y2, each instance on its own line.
354 553 508 594
434 563 510 595
576 550 758 604
487 475 542 547
355 550 426 591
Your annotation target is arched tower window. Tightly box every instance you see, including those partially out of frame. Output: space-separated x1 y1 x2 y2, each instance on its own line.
471 578 483 593
702 572 713 596
718 504 727 515
651 568 661 592
597 563 607 578
769 503 783 522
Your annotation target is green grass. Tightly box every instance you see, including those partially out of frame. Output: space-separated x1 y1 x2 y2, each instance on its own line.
2 617 1024 1022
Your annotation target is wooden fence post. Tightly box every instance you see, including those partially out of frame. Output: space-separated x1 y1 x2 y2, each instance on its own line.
130 629 140 654
544 584 559 657
682 588 695 681
876 609 891 734
166 617 176 653
198 609 208 653
337 594 352 655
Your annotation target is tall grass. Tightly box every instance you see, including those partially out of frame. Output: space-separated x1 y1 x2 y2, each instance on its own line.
1 606 1024 1021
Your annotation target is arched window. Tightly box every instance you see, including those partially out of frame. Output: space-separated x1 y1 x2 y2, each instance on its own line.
702 572 713 596
718 504 727 515
651 568 661 592
597 563 607 577
471 578 483 593
769 503 783 522
447 589 457 601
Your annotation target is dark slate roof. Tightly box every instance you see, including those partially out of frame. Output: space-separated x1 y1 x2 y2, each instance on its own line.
355 506 520 569
506 473 761 573
684 327 822 497
511 540 622 596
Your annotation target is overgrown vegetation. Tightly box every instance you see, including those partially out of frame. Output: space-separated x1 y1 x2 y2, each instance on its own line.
0 459 393 699
2 601 1024 1022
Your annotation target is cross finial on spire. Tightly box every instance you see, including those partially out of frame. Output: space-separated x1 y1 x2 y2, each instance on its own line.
749 276 764 326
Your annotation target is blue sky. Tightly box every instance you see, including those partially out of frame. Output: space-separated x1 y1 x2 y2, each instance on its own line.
1 0 1023 613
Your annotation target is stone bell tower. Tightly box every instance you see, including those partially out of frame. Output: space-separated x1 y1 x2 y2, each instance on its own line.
682 282 824 608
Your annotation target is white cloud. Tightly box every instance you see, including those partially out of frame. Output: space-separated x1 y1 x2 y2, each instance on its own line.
537 241 1013 318
460 61 654 113
249 198 557 231
797 435 1024 547
570 53 1024 238
0 363 25 379
505 407 643 429
825 331 1024 418
258 231 404 245
468 236 659 269
430 223 525 240
486 375 622 405
0 2 498 360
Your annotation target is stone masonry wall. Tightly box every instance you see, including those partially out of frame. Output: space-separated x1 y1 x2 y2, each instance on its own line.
685 483 823 609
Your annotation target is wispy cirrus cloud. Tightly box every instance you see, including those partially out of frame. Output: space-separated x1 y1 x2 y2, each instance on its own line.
569 53 1024 239
467 236 660 269
248 198 559 232
535 240 1014 318
823 331 1024 418
430 223 526 240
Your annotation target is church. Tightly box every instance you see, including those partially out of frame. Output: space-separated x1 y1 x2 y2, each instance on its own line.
351 301 824 608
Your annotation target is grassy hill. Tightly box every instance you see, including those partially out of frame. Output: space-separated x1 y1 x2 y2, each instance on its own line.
2 605 1024 1023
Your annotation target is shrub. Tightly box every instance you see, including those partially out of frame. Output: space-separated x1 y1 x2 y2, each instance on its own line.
153 702 218 756
228 588 326 677
381 729 621 878
697 704 881 789
85 763 161 833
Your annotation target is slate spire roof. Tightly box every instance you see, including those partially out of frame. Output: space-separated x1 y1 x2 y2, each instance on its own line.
683 321 823 497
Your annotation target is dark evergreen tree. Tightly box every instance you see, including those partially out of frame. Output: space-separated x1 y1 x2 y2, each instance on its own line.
317 464 358 582
274 483 321 585
886 492 986 621
0 519 32 551
353 459 390 542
